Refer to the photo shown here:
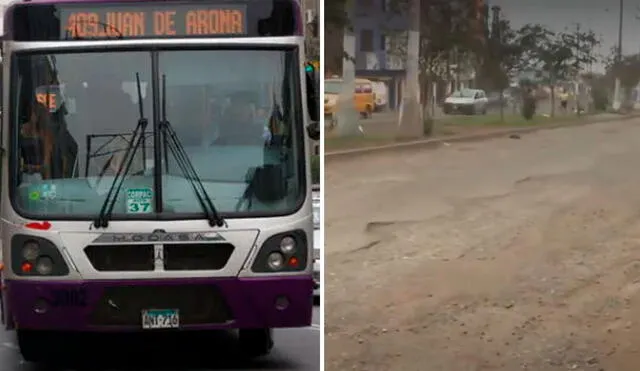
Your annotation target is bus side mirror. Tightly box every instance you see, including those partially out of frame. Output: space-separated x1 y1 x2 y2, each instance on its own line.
305 63 320 141
306 121 319 141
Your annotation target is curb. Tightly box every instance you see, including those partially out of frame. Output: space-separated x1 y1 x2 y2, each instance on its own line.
325 114 640 162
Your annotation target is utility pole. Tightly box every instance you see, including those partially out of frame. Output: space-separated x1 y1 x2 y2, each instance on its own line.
491 5 504 121
397 0 422 138
614 0 623 111
575 22 581 116
335 0 360 137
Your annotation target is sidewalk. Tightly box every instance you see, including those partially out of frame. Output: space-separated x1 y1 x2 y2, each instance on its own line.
325 111 637 158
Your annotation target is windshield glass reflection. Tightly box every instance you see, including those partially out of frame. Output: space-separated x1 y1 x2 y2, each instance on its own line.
11 49 303 219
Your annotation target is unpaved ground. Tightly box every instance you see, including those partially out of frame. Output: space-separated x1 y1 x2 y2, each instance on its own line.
325 118 640 370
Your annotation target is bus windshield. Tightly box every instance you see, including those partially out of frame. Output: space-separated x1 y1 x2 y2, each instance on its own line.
11 49 303 219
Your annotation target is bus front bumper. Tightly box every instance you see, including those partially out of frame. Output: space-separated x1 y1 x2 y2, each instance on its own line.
4 276 313 332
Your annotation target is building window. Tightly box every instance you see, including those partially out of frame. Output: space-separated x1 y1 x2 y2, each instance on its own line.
380 31 407 57
360 29 374 52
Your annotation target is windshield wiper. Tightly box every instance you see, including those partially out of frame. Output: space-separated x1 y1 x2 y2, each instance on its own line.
160 74 225 227
93 73 148 228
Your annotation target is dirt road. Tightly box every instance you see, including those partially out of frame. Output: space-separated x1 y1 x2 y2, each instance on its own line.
325 117 640 370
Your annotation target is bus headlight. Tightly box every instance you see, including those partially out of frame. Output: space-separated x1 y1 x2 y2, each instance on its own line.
11 235 70 276
267 252 285 270
35 256 54 275
22 241 40 260
251 230 308 273
280 236 296 254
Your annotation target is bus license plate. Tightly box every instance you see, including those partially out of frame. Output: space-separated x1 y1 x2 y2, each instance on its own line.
141 309 179 329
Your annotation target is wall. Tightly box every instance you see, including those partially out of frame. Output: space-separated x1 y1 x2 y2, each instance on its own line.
351 0 407 71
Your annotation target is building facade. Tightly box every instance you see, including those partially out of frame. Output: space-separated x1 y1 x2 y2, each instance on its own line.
350 0 407 110
350 0 488 109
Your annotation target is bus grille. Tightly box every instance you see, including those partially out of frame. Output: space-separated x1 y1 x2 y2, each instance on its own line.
163 243 234 271
85 245 154 271
89 284 233 326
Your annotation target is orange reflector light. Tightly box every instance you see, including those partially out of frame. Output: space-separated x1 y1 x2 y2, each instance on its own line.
0 262 4 271
25 221 51 230
287 256 299 267
21 262 33 273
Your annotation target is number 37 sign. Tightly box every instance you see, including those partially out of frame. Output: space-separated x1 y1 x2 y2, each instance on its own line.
126 188 154 214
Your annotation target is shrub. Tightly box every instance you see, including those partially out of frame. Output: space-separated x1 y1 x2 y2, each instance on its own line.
522 96 536 120
423 117 435 137
591 88 609 112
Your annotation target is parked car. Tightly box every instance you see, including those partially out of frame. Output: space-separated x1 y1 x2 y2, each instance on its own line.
486 91 515 109
372 81 389 111
312 186 320 299
324 78 375 119
443 88 489 115
486 92 502 108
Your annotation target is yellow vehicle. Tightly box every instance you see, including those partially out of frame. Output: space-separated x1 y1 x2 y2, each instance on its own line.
324 78 375 119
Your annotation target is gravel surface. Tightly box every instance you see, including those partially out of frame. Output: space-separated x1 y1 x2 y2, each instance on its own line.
325 116 640 371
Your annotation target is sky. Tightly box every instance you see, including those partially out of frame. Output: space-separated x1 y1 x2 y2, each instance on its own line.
488 0 640 72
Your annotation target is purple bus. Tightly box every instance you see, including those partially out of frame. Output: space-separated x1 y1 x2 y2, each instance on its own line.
0 0 320 363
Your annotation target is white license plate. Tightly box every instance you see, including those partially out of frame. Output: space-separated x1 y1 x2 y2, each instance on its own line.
141 309 180 329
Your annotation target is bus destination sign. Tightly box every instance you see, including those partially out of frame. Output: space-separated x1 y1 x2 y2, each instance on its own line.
60 4 248 39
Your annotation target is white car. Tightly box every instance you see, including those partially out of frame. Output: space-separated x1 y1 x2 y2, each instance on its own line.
312 186 320 298
443 88 488 115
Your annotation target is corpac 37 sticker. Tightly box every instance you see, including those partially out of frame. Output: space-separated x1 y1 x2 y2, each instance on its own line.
126 188 153 213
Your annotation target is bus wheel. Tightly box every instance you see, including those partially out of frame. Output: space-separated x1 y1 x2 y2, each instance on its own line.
17 330 58 363
239 328 274 357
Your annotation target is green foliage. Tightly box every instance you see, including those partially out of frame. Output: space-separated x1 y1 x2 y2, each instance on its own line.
325 0 350 28
383 0 481 79
516 23 600 83
522 96 536 120
597 47 640 98
324 0 352 75
310 155 320 185
325 0 603 103
607 53 640 90
480 17 523 91
591 88 609 112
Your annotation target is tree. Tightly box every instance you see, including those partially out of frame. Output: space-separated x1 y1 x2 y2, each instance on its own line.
562 25 599 75
604 48 640 96
581 71 610 112
560 24 600 114
305 16 320 60
482 15 524 120
516 24 599 117
384 0 480 107
324 0 350 75
326 0 349 28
